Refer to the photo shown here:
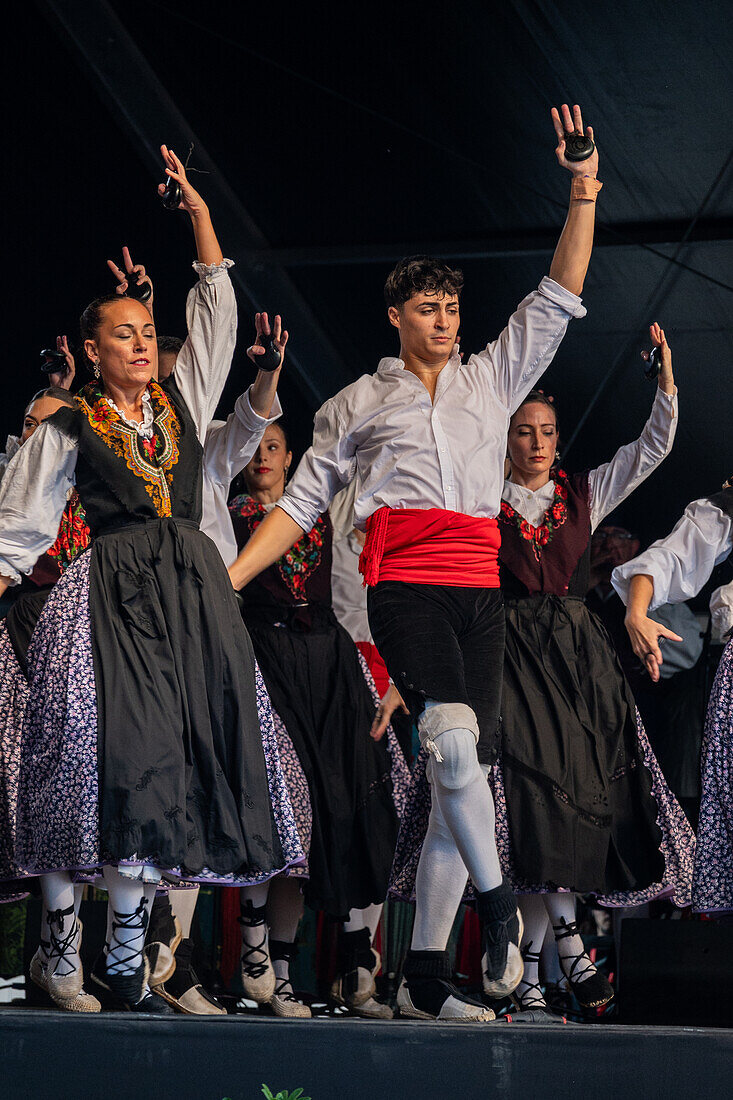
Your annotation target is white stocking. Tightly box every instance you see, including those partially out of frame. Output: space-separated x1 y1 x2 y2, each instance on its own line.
40 872 79 978
420 704 502 894
102 867 152 977
343 903 383 943
411 776 470 951
544 892 593 985
515 894 549 1007
169 884 200 939
267 877 304 992
240 880 272 958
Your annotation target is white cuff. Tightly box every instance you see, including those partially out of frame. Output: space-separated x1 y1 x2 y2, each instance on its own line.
192 257 234 284
236 389 283 433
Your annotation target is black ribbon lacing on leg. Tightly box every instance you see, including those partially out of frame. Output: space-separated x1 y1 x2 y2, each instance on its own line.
552 917 596 984
270 940 297 1002
238 900 270 980
107 898 149 973
46 904 79 978
516 945 545 1009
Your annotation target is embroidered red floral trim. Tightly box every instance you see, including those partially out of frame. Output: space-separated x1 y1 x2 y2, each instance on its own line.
499 470 569 562
47 491 91 573
76 381 180 517
229 494 326 600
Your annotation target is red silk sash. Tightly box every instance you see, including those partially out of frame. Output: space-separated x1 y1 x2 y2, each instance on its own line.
358 507 500 588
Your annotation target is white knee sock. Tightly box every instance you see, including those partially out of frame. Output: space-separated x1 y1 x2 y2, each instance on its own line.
102 867 151 977
40 872 79 978
515 894 550 1007
544 892 594 984
343 903 383 942
429 728 502 894
412 792 469 951
169 885 200 939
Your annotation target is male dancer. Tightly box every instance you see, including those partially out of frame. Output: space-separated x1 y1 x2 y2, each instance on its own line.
227 105 601 1021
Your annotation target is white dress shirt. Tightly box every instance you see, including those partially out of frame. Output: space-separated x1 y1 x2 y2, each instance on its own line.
612 497 733 610
502 386 678 532
0 261 237 584
201 391 283 566
278 277 586 534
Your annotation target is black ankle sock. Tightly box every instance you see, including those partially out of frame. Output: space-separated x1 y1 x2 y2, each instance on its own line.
403 949 452 981
339 927 373 970
476 878 516 923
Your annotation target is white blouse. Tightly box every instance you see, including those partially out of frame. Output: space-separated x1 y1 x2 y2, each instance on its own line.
502 385 678 533
0 260 236 585
201 391 283 566
612 496 733 611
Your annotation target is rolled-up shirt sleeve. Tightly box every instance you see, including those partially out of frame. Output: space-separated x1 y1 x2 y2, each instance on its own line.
0 422 77 584
612 498 733 609
588 386 678 531
474 276 586 414
173 259 237 442
277 399 357 533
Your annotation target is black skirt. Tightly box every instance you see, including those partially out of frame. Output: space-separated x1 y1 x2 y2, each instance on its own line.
90 519 284 879
244 605 399 919
501 595 664 894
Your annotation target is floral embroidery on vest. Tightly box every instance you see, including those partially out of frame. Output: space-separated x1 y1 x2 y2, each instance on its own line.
47 491 91 572
76 381 180 517
229 494 326 600
499 469 569 563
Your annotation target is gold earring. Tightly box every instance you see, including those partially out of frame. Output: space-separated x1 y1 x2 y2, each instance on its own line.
93 360 101 379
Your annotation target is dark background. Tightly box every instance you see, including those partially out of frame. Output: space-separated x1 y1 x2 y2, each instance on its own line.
5 0 733 549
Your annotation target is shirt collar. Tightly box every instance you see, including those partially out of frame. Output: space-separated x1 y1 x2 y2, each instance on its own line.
377 345 462 375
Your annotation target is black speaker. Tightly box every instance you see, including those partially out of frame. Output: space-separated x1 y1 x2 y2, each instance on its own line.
619 917 733 1027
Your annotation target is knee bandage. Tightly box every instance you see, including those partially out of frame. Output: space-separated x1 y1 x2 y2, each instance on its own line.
418 702 480 788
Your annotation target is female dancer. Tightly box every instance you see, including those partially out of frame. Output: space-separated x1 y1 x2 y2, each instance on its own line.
0 385 87 905
0 148 300 1013
229 421 408 1017
614 481 733 915
495 323 696 1016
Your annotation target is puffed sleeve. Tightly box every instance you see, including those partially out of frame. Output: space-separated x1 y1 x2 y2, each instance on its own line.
612 498 733 610
0 421 78 584
588 386 678 531
172 259 237 443
203 389 282 487
473 277 586 414
277 397 357 533
710 581 733 642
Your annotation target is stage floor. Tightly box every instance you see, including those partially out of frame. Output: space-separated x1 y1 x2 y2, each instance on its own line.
1 1008 732 1100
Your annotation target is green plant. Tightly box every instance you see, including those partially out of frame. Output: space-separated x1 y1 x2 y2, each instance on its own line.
261 1087 311 1100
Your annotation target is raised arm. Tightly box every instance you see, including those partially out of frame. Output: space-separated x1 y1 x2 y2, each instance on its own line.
0 421 77 598
612 498 733 681
548 104 600 296
228 396 357 590
588 324 677 529
158 145 223 266
203 313 288 487
476 105 598 411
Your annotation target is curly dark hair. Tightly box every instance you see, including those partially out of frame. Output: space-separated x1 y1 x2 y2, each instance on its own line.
384 255 464 309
